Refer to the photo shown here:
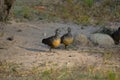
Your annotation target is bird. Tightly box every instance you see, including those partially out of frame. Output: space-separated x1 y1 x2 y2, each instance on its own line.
42 29 61 51
61 27 73 49
111 27 120 45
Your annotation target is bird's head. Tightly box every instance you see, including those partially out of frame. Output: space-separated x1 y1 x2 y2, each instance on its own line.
55 28 61 36
67 27 71 33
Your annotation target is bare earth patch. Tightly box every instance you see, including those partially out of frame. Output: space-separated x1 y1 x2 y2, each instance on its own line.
0 21 120 78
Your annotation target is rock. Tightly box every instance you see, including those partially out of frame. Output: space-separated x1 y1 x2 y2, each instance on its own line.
96 27 115 36
74 34 92 46
90 33 114 46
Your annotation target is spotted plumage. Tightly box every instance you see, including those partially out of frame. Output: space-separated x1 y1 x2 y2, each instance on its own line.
61 27 73 49
42 29 61 51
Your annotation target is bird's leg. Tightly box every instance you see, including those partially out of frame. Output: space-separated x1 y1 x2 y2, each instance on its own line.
49 47 56 53
65 45 67 49
49 47 52 52
65 45 70 51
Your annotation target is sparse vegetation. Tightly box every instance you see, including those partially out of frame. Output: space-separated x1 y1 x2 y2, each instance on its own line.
13 0 120 25
0 61 120 80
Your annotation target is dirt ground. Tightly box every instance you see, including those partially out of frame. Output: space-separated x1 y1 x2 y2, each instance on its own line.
0 21 120 71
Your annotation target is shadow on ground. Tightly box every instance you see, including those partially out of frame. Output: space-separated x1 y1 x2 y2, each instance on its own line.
19 46 47 52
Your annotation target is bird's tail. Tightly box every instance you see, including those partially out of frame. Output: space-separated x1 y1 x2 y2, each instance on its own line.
42 39 46 44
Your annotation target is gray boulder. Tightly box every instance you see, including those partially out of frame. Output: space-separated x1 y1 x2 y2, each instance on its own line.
90 33 114 46
74 34 92 46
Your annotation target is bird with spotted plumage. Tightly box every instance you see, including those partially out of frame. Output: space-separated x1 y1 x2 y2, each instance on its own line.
42 28 61 51
61 27 73 49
